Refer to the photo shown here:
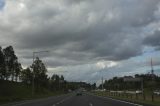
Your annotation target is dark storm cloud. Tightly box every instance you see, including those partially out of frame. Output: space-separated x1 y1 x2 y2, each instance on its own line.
143 30 160 49
0 0 160 67
1 0 160 83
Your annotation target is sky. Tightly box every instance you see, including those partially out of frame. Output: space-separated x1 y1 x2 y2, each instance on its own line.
0 0 160 84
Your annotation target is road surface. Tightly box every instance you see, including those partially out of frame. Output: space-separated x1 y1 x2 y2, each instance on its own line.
1 93 153 106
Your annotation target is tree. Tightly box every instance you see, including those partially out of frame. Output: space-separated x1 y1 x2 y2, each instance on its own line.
14 62 22 82
0 46 5 79
91 83 96 90
50 74 60 91
3 46 16 80
60 75 64 81
50 74 66 91
31 57 48 89
3 46 19 81
20 67 32 85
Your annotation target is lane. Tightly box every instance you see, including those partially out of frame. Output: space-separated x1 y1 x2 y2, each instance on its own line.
1 93 153 106
0 94 74 106
56 93 152 106
56 93 90 106
84 94 142 106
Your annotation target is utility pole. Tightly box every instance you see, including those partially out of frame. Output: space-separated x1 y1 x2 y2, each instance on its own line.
150 58 155 102
32 50 49 96
141 78 145 100
32 52 35 96
151 58 154 76
102 76 103 90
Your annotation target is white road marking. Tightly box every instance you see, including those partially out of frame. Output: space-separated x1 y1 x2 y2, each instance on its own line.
9 101 32 106
89 103 93 106
106 97 143 106
53 95 73 106
0 101 31 106
1 94 69 106
89 93 143 106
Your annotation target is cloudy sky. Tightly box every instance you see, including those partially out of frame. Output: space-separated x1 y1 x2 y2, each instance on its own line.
0 0 160 84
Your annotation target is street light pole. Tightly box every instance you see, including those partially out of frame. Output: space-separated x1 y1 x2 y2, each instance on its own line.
102 76 103 90
99 69 104 91
32 52 35 96
32 50 49 96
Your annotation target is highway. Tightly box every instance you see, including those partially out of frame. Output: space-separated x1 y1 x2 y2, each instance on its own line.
1 93 153 106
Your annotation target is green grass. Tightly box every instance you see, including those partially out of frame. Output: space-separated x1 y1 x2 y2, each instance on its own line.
92 91 160 106
0 80 65 105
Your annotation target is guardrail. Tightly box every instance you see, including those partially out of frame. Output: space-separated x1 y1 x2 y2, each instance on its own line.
105 90 160 102
110 90 142 94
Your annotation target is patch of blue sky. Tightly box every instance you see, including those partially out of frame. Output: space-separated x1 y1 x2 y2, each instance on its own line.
131 47 160 62
130 48 160 76
0 0 5 10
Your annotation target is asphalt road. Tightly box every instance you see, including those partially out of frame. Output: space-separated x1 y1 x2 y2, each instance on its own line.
1 93 153 106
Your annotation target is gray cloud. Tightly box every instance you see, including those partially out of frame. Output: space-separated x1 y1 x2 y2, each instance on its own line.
8 0 157 62
143 30 160 49
1 0 160 82
0 0 159 62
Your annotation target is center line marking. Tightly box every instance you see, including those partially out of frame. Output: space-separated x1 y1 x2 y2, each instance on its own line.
89 103 93 106
53 95 73 106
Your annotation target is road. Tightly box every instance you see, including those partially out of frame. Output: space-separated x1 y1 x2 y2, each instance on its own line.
1 93 153 106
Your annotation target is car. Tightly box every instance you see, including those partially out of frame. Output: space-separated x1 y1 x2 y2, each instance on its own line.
154 90 160 95
76 91 82 96
136 90 142 94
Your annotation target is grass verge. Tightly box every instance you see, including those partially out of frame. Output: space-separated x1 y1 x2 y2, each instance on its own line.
92 91 160 106
0 80 65 105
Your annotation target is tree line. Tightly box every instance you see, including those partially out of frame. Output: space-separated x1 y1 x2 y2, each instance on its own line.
0 46 92 93
0 46 22 81
100 74 160 91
